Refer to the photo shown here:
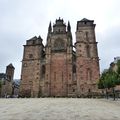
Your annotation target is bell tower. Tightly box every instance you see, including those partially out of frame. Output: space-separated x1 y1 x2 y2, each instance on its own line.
20 36 44 97
6 63 15 82
75 18 100 96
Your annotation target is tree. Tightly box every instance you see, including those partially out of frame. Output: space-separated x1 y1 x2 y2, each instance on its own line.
0 80 2 88
98 69 118 100
107 70 118 100
117 60 120 75
98 60 120 100
116 60 120 85
98 70 109 99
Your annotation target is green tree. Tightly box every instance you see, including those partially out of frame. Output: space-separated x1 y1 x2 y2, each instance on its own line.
0 80 2 88
117 60 120 85
98 70 109 99
98 60 120 100
117 60 120 75
98 69 118 100
107 70 118 100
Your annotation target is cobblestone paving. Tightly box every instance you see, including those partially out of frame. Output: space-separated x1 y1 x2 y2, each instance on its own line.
0 98 120 120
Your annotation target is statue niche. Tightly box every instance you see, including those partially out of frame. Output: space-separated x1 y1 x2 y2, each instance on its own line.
53 38 65 52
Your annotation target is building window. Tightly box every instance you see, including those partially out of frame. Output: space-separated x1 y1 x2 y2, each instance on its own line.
73 64 76 73
37 72 39 75
79 54 82 57
45 82 49 87
85 32 89 41
29 54 33 58
87 68 92 81
81 77 83 80
69 74 71 79
88 89 91 92
32 40 35 45
80 65 83 67
46 74 48 80
62 72 63 82
73 88 75 92
81 88 83 91
41 65 45 78
80 71 83 73
23 63 27 67
54 72 56 81
54 38 65 51
86 45 90 57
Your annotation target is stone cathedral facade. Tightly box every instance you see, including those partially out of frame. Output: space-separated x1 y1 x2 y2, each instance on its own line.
19 18 100 97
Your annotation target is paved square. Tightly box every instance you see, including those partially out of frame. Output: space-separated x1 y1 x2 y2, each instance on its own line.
0 98 120 120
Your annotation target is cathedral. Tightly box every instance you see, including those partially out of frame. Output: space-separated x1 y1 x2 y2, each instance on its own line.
19 18 100 97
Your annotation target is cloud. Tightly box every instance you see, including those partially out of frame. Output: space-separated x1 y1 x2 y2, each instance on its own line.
0 0 120 78
97 23 120 71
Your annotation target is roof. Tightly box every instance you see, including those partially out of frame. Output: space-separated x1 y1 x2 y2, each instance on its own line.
80 18 93 22
7 63 15 69
28 36 37 41
76 18 95 30
53 17 66 27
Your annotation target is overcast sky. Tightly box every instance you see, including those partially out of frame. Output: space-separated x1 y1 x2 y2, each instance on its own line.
0 0 120 79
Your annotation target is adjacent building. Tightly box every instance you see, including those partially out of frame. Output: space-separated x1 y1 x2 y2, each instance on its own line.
1 64 15 97
0 73 6 96
110 57 120 92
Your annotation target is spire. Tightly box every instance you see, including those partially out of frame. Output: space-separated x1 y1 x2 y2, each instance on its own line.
48 21 52 33
67 21 72 45
67 21 71 32
38 35 42 40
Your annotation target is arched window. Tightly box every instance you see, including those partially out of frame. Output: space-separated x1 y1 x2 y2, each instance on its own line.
41 65 45 78
85 32 89 41
86 45 90 57
29 54 33 58
54 72 56 81
88 89 91 92
54 38 65 51
73 64 76 73
87 68 92 81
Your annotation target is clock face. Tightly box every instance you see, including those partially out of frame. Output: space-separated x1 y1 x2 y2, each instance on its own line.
53 38 65 51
